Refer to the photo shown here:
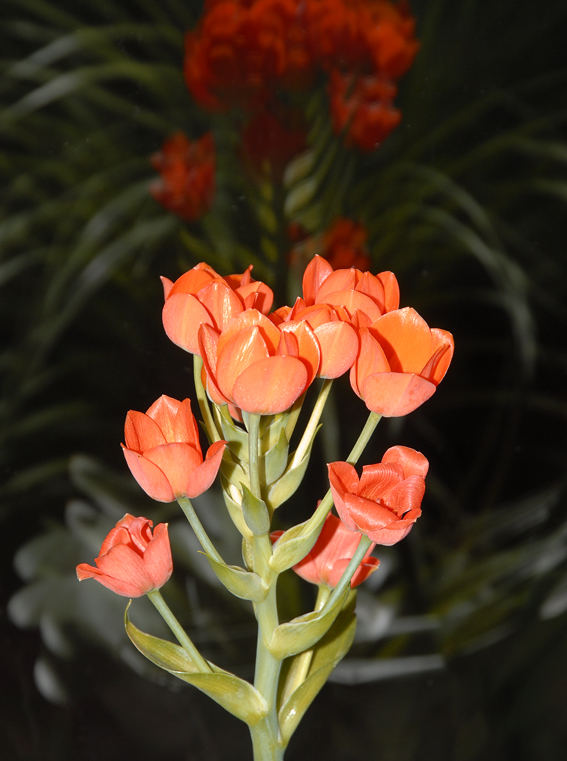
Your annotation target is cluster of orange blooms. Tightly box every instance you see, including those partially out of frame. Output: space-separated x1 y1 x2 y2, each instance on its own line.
184 0 418 151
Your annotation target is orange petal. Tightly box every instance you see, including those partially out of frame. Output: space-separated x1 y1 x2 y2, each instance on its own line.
323 289 384 322
382 446 429 478
302 255 333 303
124 410 166 451
182 439 226 497
94 544 155 596
199 280 244 331
358 462 403 501
217 309 281 356
370 308 433 373
162 292 213 354
146 395 184 441
316 269 359 302
389 476 425 515
122 446 176 502
327 461 360 529
143 443 203 497
168 265 217 296
343 493 398 533
216 325 271 399
160 276 174 299
377 271 400 312
314 320 358 378
237 281 274 313
232 356 308 413
361 371 436 417
280 321 321 384
141 523 173 589
349 328 389 398
423 328 454 383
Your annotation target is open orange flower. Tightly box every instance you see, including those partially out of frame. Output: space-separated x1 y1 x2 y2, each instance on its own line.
328 446 428 545
302 254 399 324
162 263 273 355
199 309 319 414
76 514 173 597
122 395 226 502
273 513 379 588
350 307 454 417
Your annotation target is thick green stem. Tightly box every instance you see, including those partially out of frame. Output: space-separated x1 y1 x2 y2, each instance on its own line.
176 495 224 564
147 588 211 672
193 354 221 444
247 412 285 760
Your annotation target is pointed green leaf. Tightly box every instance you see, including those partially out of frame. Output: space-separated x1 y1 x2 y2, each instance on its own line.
262 428 290 486
125 605 267 724
279 598 357 744
265 432 319 511
205 554 268 602
269 509 327 573
241 485 271 536
219 405 249 460
267 588 349 659
221 476 253 539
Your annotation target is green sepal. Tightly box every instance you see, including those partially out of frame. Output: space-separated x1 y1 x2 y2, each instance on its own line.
241 484 271 536
262 427 290 486
204 554 269 602
267 587 349 659
242 537 254 570
269 508 327 573
219 448 249 490
218 406 249 461
125 603 267 724
265 428 320 511
221 475 253 539
278 594 357 744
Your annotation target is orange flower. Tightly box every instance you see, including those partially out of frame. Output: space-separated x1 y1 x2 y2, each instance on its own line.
122 395 226 502
76 514 173 597
162 262 273 355
273 513 379 588
150 132 215 220
199 309 319 414
329 70 402 152
328 445 428 545
350 307 454 417
302 253 399 324
271 300 359 379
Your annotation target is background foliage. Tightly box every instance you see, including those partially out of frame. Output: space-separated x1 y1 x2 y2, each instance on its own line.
2 0 567 759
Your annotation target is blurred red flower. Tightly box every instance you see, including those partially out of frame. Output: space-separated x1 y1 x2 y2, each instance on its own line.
150 132 215 221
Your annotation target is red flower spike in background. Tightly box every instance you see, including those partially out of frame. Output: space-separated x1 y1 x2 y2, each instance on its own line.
122 395 226 502
76 514 173 597
329 71 402 152
350 307 454 417
302 254 400 324
162 262 273 355
328 445 428 545
322 218 371 271
150 132 215 221
273 513 379 588
198 309 319 414
241 107 307 174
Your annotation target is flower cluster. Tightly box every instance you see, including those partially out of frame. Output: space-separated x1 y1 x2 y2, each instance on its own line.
150 132 215 221
184 0 418 151
76 255 452 759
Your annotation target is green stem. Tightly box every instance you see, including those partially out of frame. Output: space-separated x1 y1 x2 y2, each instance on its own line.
176 495 224 564
279 585 331 706
323 534 373 615
347 410 382 464
289 379 333 469
147 588 211 673
247 411 284 760
193 354 221 444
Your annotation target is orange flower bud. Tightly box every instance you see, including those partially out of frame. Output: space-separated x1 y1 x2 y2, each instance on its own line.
199 309 318 414
349 307 454 417
162 263 273 355
273 513 379 588
122 395 226 502
76 514 173 597
328 445 428 545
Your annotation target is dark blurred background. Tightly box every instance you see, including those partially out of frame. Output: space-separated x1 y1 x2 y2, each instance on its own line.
2 1 567 759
